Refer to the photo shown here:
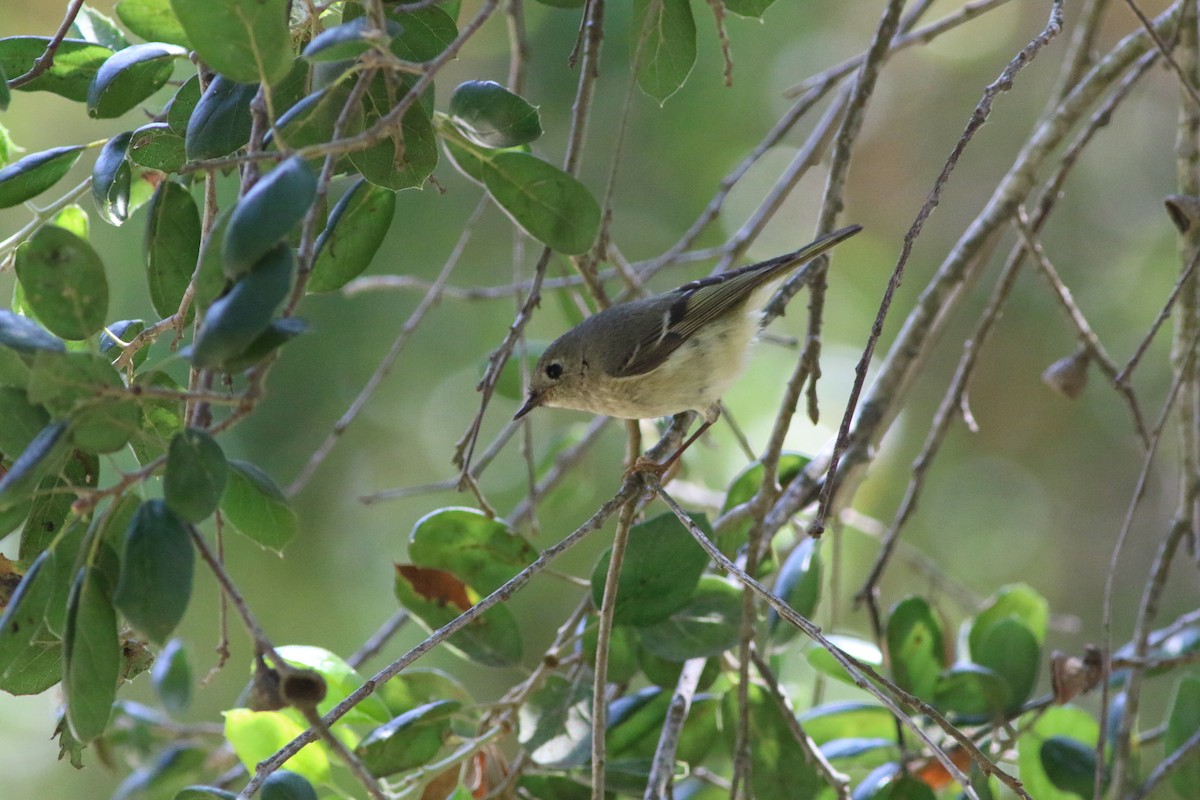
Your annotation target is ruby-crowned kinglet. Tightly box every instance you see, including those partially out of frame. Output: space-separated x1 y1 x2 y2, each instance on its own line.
514 224 862 468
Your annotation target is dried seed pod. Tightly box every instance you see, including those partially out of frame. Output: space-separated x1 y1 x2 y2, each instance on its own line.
1042 350 1089 399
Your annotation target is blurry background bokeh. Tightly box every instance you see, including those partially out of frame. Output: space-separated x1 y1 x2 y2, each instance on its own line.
1 0 1193 796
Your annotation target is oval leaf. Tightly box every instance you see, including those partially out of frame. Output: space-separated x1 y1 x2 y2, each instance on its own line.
973 617 1040 711
219 460 297 552
355 700 458 777
224 709 330 785
0 37 112 101
170 0 292 84
448 80 543 148
165 428 228 522
407 507 537 594
309 181 396 293
481 151 600 255
192 244 294 369
768 536 821 641
115 0 192 48
632 0 696 103
185 76 257 161
885 596 946 701
63 566 120 742
166 73 201 135
14 224 109 340
151 638 193 716
128 122 187 173
302 17 400 62
87 42 186 119
350 77 438 191
0 146 84 209
114 499 195 644
92 131 133 225
222 157 316 278
638 576 741 661
145 180 201 317
393 564 522 666
260 771 318 800
221 318 309 372
1040 736 1100 798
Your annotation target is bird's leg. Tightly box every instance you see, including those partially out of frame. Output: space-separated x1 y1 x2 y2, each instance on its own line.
629 408 720 477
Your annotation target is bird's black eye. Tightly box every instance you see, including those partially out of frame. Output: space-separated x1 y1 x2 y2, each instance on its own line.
545 362 564 380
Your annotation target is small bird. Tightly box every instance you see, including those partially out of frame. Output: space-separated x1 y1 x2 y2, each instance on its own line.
514 225 862 471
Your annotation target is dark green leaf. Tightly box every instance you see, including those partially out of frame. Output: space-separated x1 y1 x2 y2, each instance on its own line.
885 596 946 701
0 38 113 101
185 76 256 161
164 428 228 522
260 771 318 800
0 347 31 389
19 451 98 561
116 0 192 48
114 499 194 644
271 82 364 153
220 318 308 372
350 77 438 190
637 648 717 690
590 511 709 626
0 309 66 354
130 370 185 464
151 639 192 716
222 157 315 278
0 145 84 209
309 181 396 293
932 663 1011 722
631 0 696 103
393 564 522 666
973 617 1040 711
93 131 133 225
723 684 822 800
580 617 639 683
482 151 600 254
449 80 542 148
175 788 238 800
0 421 70 517
87 42 186 119
14 224 109 340
41 514 89 637
192 244 294 369
852 765 936 800
768 536 821 641
723 0 776 18
386 7 458 61
170 0 292 84
27 351 138 454
193 206 231 313
1166 676 1200 798
0 63 8 110
0 551 53 675
0 623 61 695
128 122 187 172
638 576 740 661
1039 737 1099 798
71 7 129 51
0 386 50 454
145 180 201 317
219 460 296 552
408 507 537 593
166 74 201 136
302 17 401 62
355 700 458 777
99 319 147 368
63 566 120 742
718 455 809 554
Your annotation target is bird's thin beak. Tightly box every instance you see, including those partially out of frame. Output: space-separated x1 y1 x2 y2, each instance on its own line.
514 392 542 420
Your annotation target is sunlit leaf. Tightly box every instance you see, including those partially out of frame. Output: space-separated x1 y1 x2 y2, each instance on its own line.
448 80 542 148
0 38 113 101
886 596 946 701
87 42 186 119
171 0 293 84
219 460 296 552
116 0 192 48
128 122 186 173
631 0 696 103
0 146 84 209
93 132 132 225
224 709 330 785
408 507 537 593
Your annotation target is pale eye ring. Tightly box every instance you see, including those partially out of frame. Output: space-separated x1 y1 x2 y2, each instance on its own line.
545 362 563 380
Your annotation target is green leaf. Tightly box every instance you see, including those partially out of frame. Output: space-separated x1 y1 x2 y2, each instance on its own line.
1017 707 1100 800
408 507 537 593
170 0 293 84
350 77 438 191
272 645 389 724
185 76 257 161
99 319 147 367
885 596 946 701
482 151 600 254
71 7 130 51
302 17 401 62
222 157 316 279
0 622 61 695
1039 737 1099 798
114 499 194 644
152 639 193 717
718 455 809 554
0 38 113 102
767 536 821 641
14 224 109 340
518 674 592 768
63 566 120 742
27 351 138 454
128 122 187 173
309 181 396 293
19 451 99 561
0 421 70 517
87 42 186 119
355 700 458 777
393 564 522 666
116 0 192 48
723 0 776 18
165 428 228 522
448 80 542 148
192 244 294 369
638 576 741 661
260 771 318 800
581 618 640 683
166 74 201 135
631 0 696 103
0 309 66 354
376 667 473 717
590 511 710 626
0 145 84 209
0 63 9 111
932 663 1011 722
0 552 53 675
1166 676 1200 798
130 370 185 463
175 787 238 800
969 583 1049 652
220 318 308 372
224 709 330 786
0 386 50 454
798 701 897 745
271 82 364 153
853 765 936 800
40 514 89 637
52 205 90 239
805 635 883 686
145 180 201 318
386 6 459 61
973 617 1040 711
723 684 822 800
219 460 297 552
93 132 133 225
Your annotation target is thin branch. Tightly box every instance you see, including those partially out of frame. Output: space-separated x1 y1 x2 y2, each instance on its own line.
7 0 86 88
